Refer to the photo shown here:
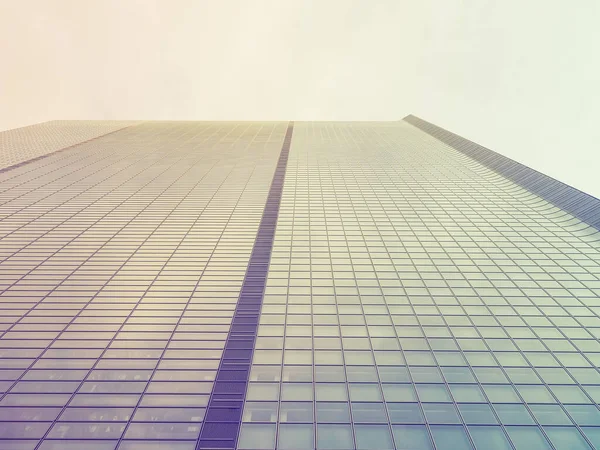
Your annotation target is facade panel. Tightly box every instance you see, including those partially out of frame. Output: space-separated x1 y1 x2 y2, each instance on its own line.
0 122 287 450
0 120 599 450
0 121 138 172
240 122 600 450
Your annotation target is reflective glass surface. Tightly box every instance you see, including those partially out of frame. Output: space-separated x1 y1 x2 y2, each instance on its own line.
0 122 288 449
1 120 600 449
240 122 600 449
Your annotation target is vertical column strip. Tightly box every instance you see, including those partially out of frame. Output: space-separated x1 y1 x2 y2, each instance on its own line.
196 122 294 449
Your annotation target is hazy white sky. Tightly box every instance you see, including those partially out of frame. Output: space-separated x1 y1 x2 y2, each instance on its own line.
1 0 599 198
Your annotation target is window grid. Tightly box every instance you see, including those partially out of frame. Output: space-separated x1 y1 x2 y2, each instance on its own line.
240 122 600 450
0 122 288 450
1 121 599 450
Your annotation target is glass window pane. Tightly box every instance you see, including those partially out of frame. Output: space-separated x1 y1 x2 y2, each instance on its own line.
39 442 119 450
529 405 572 425
347 366 379 382
48 422 125 439
581 427 600 449
392 425 433 450
469 426 512 450
317 424 354 450
472 368 507 384
238 423 276 450
382 384 417 402
493 404 535 425
378 367 410 383
0 422 50 439
316 384 348 402
279 402 313 423
354 424 394 450
483 385 521 403
281 383 313 401
551 385 591 404
242 402 278 422
430 425 474 450
449 384 486 402
246 383 279 401
387 403 424 424
505 426 552 450
441 367 476 383
250 366 281 382
315 367 345 382
123 423 200 440
458 404 498 424
349 384 382 402
352 403 388 423
0 441 41 450
422 403 461 424
316 402 351 423
416 384 452 402
565 405 600 426
410 367 443 383
544 427 592 450
282 366 313 382
516 385 556 403
0 407 62 421
278 424 314 450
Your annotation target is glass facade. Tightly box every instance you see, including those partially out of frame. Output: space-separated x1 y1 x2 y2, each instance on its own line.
0 120 599 449
0 121 137 172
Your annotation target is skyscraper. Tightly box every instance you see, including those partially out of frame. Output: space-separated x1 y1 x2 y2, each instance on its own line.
0 118 599 450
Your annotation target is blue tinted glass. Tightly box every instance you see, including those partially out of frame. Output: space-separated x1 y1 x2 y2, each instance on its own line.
551 385 592 404
505 426 552 450
382 384 417 402
392 425 434 450
422 403 461 424
493 404 535 425
529 404 572 425
316 384 348 402
354 424 394 450
315 367 346 382
469 426 512 450
449 384 486 402
483 385 521 403
565 405 600 426
278 424 314 450
458 404 498 424
472 368 508 383
544 427 592 450
243 402 278 422
410 367 444 383
387 403 425 424
238 423 277 450
378 366 411 383
581 427 600 449
430 425 474 450
441 367 476 383
516 385 556 403
352 403 388 423
316 402 351 423
317 424 354 450
279 402 313 422
416 384 452 402
349 384 382 402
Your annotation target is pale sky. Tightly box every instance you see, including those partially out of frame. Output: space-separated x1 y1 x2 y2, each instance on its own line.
1 0 599 198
